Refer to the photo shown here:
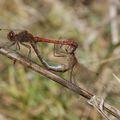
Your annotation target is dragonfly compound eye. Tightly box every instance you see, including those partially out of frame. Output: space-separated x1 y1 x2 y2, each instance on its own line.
7 31 15 41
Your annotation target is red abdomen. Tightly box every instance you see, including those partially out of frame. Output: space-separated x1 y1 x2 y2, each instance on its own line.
34 36 78 47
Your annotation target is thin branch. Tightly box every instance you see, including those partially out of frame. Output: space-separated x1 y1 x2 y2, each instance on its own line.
0 47 120 119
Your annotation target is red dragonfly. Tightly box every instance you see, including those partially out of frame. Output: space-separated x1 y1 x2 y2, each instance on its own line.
0 28 78 52
0 28 78 46
0 28 78 73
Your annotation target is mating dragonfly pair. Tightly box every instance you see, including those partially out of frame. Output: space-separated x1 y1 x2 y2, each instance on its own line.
0 28 79 84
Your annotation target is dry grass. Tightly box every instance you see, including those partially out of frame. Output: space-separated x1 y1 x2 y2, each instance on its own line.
0 0 120 120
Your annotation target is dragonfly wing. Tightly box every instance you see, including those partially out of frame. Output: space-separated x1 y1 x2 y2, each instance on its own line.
72 62 97 92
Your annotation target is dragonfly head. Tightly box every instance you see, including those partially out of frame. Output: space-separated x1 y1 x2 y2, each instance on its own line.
7 31 15 41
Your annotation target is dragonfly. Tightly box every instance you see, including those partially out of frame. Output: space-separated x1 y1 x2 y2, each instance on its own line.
0 28 78 73
0 28 99 88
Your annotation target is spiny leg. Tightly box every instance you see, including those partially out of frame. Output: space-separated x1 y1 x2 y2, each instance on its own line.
0 42 18 56
0 41 16 49
0 41 18 64
65 45 70 53
69 69 73 83
53 44 67 57
69 65 77 84
20 42 31 58
55 36 65 56
15 41 21 52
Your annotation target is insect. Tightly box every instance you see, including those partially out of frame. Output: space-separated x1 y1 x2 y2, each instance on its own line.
0 28 78 73
0 28 78 53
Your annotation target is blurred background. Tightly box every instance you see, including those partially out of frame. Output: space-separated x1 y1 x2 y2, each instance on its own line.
0 0 120 120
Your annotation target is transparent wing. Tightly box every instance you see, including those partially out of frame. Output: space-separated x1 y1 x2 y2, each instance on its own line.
70 62 98 93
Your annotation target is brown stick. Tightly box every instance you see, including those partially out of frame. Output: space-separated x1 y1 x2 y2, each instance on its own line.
0 48 120 119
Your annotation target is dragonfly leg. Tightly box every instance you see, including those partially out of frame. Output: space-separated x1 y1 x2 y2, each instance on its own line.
16 41 20 51
4 42 18 55
20 42 31 58
1 41 16 49
69 67 73 82
69 65 77 84
65 45 70 53
53 44 66 57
